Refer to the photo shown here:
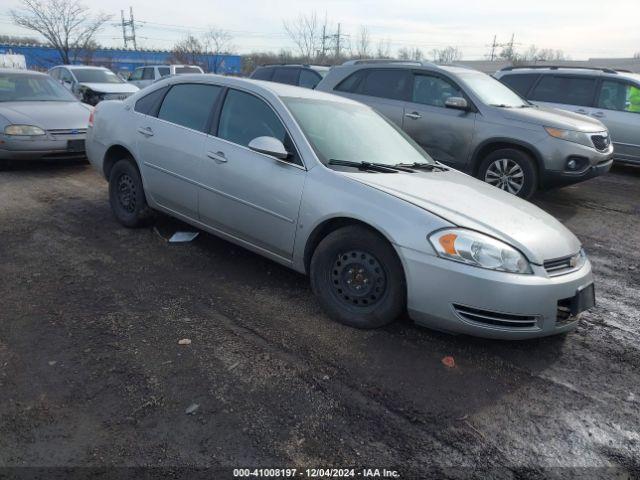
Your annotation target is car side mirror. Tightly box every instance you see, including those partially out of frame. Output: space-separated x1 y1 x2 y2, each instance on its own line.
248 136 289 160
445 97 469 110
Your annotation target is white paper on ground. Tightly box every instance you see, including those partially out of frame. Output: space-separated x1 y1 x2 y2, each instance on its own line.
168 231 200 243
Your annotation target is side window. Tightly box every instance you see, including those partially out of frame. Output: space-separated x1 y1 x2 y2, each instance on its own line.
499 74 539 97
130 68 143 81
299 69 321 89
360 69 411 101
529 75 597 106
597 80 640 113
60 69 73 83
218 89 287 148
272 68 300 85
251 67 274 81
49 69 59 80
158 83 222 131
335 71 365 93
142 67 155 80
134 86 169 116
158 67 170 77
412 74 462 107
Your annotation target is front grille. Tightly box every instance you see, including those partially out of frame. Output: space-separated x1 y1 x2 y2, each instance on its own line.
453 304 538 329
47 128 87 138
544 252 583 277
591 134 610 151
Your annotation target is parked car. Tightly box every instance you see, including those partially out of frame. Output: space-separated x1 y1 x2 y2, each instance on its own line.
48 65 139 106
250 64 329 89
86 74 595 339
494 66 640 166
0 68 91 162
316 60 613 198
128 64 205 89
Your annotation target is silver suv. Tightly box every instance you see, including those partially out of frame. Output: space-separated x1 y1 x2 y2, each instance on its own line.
316 60 613 198
494 66 640 166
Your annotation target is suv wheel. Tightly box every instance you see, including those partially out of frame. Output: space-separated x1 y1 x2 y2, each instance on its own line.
310 226 405 329
108 159 153 227
477 148 537 199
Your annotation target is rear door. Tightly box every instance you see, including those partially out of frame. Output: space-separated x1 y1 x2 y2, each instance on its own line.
135 83 222 219
528 74 598 116
200 88 306 259
402 72 476 167
594 79 640 163
334 68 411 125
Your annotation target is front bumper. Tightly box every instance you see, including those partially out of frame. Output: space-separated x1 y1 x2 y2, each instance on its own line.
399 246 594 340
0 135 86 161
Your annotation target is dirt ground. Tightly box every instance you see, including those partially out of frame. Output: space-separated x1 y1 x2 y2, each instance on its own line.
0 161 639 479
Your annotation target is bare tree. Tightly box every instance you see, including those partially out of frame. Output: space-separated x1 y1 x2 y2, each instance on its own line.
430 46 462 64
354 26 371 59
203 27 235 73
283 12 321 62
10 0 110 64
375 38 392 59
170 35 204 66
398 47 424 61
0 34 43 45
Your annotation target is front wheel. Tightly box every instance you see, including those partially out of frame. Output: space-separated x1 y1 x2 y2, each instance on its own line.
477 148 537 199
108 159 153 228
310 226 406 329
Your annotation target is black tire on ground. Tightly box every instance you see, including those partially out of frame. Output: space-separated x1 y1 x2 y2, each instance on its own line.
108 158 153 228
310 225 406 329
477 148 538 199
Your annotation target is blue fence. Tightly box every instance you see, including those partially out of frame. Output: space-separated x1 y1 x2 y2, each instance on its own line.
0 44 242 74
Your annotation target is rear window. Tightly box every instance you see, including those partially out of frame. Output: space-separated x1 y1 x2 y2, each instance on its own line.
158 67 170 77
299 69 321 89
529 75 597 106
174 66 202 74
499 74 539 97
158 83 221 131
134 86 169 115
251 67 274 81
272 68 300 85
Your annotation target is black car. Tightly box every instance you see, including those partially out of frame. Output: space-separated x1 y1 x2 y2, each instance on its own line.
250 64 329 89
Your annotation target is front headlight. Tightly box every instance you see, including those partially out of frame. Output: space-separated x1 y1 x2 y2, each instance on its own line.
4 124 46 136
544 127 592 148
429 228 533 274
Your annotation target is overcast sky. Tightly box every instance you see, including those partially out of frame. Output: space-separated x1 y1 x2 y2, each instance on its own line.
2 0 639 59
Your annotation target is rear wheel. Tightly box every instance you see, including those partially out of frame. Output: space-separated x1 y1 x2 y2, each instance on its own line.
310 226 405 329
477 148 537 199
108 159 153 227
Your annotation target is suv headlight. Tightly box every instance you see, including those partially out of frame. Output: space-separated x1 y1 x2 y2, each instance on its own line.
4 124 46 136
429 228 533 274
544 127 592 148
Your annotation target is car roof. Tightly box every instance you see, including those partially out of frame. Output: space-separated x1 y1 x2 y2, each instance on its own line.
334 60 478 76
62 65 109 70
167 73 361 104
0 68 46 76
496 66 640 82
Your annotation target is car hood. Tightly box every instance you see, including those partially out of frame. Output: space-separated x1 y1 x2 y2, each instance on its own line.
0 101 91 130
79 82 139 94
341 168 581 264
499 105 606 132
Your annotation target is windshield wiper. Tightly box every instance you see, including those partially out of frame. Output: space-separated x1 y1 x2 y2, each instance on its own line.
395 162 446 171
489 103 513 108
328 159 407 173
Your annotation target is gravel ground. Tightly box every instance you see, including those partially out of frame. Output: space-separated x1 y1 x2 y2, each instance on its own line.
0 161 638 479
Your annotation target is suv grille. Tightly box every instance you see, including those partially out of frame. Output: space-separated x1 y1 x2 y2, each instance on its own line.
591 134 610 151
453 304 538 329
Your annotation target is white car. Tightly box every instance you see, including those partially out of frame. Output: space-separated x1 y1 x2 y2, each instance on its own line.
128 65 204 89
48 65 139 106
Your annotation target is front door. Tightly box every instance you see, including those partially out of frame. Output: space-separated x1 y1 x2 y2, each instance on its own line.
200 88 306 259
402 73 476 168
136 82 222 219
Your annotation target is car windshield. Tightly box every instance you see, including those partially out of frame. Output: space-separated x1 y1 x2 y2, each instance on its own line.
72 68 123 84
175 66 202 74
283 97 434 167
459 71 529 108
0 74 77 102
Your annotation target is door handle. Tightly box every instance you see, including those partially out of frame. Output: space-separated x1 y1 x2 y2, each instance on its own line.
592 111 605 118
405 112 422 120
207 151 227 163
137 126 154 137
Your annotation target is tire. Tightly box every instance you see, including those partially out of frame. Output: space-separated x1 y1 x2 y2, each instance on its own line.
108 158 153 228
310 225 406 329
477 148 537 199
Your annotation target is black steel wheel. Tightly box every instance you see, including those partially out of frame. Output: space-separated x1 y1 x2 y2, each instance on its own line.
108 159 153 228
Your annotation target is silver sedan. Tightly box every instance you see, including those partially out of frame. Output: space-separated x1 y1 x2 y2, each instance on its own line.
0 69 91 162
86 74 595 339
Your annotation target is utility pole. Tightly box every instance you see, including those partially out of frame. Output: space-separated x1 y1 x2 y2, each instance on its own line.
489 35 497 61
120 7 137 50
335 23 342 59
